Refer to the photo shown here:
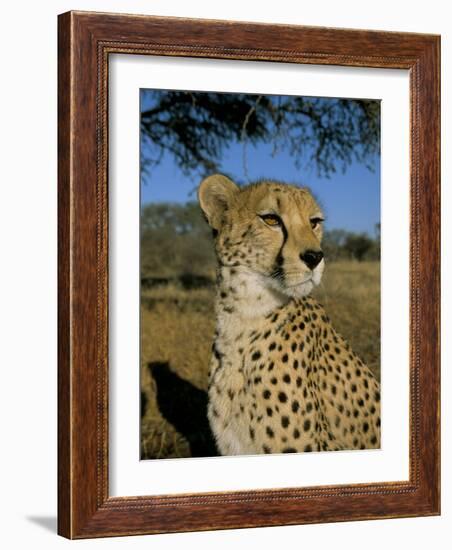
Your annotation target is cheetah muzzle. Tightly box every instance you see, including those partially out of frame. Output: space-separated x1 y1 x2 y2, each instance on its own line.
198 174 381 456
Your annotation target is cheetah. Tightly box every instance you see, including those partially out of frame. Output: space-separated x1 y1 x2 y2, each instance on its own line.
198 174 381 456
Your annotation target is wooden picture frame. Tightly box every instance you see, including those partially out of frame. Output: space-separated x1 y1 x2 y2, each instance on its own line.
58 10 440 539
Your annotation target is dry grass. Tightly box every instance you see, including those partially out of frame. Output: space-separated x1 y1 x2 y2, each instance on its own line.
313 261 380 379
140 287 215 459
140 261 380 460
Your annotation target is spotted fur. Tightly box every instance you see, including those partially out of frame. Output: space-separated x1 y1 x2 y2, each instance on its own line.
198 174 380 455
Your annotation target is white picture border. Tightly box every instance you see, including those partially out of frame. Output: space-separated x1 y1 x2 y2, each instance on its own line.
109 54 410 497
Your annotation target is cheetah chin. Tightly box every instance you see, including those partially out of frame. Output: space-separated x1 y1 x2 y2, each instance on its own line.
267 261 324 299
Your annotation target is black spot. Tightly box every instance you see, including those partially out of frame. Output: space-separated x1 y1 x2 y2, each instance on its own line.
293 360 299 370
282 354 288 363
358 398 365 407
283 374 291 383
266 426 274 438
303 419 311 432
306 402 313 413
304 444 312 452
375 391 381 402
263 390 271 400
266 407 273 417
371 435 378 445
296 377 302 388
278 392 288 403
331 385 337 395
281 416 290 428
299 322 305 330
249 427 255 440
353 409 359 418
269 342 276 351
293 428 300 439
252 351 261 361
262 445 271 454
282 447 297 453
271 377 277 385
264 330 271 339
291 342 297 352
363 422 369 433
351 384 357 393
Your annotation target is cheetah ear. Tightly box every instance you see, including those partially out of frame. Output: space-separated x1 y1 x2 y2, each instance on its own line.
198 174 239 230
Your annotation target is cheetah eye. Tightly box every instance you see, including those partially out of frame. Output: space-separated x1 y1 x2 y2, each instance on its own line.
310 217 324 230
260 214 281 227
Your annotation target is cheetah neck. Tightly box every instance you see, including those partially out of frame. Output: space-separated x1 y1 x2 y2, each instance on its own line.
215 265 289 325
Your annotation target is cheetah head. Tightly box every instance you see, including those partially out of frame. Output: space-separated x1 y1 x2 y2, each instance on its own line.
198 174 325 298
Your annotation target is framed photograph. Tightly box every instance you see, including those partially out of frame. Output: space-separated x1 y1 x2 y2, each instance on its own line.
58 11 440 538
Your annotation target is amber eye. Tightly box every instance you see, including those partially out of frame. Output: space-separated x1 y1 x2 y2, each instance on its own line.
260 214 281 227
310 217 324 230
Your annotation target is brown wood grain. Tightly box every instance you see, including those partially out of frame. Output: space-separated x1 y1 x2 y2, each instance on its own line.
57 10 440 539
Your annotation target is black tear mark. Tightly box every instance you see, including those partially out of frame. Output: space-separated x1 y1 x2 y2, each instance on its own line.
271 219 288 282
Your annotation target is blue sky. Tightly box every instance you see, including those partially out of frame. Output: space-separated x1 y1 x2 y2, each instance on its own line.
140 93 380 237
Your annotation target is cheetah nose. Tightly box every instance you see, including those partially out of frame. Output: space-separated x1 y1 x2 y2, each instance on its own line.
300 249 324 270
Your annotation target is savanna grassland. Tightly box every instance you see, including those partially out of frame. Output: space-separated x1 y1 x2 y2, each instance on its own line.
140 261 380 460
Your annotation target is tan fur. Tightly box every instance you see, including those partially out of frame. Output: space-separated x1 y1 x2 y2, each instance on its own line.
198 174 380 455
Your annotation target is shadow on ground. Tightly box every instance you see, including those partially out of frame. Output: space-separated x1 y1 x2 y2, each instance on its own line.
26 516 57 533
148 361 218 458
